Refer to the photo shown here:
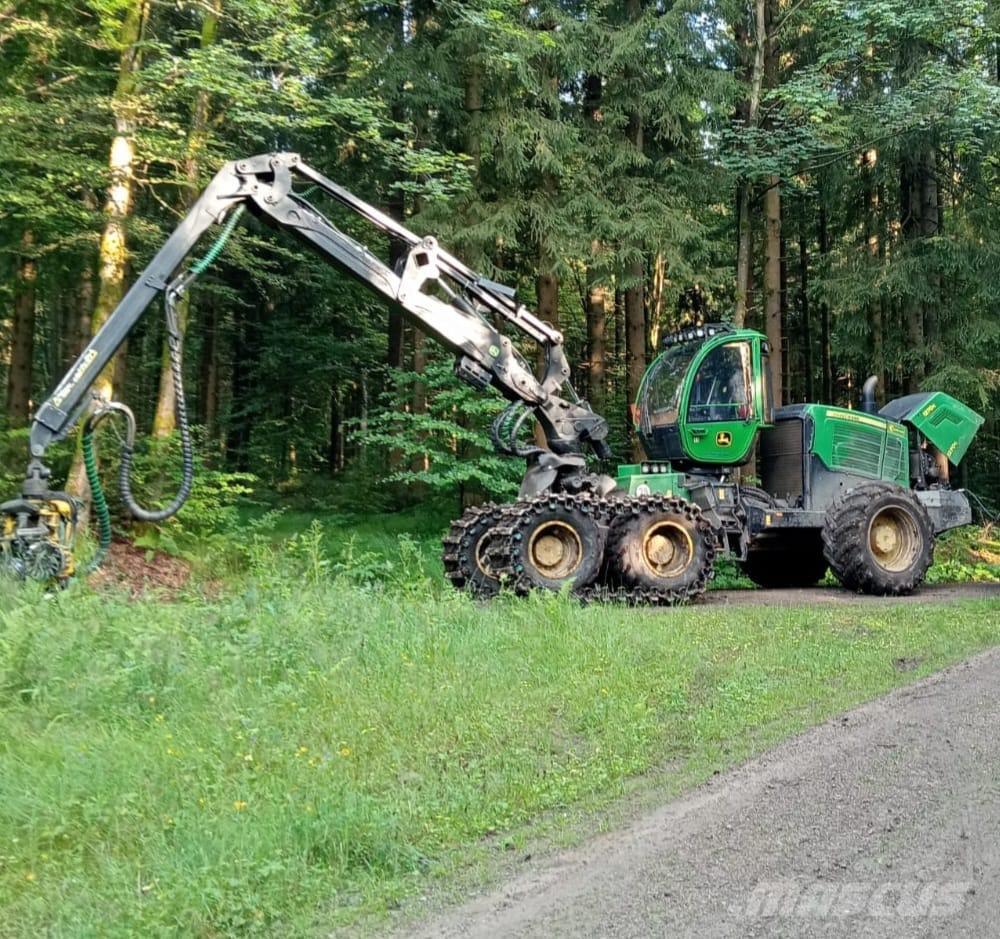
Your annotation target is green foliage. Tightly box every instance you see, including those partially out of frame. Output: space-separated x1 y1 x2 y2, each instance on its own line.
96 431 258 555
927 525 1000 584
352 356 524 502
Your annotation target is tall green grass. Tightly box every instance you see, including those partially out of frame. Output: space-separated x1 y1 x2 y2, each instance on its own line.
0 522 998 935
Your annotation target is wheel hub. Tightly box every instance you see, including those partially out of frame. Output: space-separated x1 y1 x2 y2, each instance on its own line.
474 532 495 577
642 521 694 578
528 520 583 580
868 507 918 573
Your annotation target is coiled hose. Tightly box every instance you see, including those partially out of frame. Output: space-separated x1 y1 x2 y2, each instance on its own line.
118 283 195 522
80 418 113 574
77 204 246 570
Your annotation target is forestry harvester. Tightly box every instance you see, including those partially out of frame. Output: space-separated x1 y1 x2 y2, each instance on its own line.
1 153 984 602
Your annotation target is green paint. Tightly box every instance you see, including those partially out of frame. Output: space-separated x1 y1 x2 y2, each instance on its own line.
891 392 984 465
805 404 909 486
614 464 690 498
634 328 773 465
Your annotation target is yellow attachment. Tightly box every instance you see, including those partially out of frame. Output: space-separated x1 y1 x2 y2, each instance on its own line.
1 498 78 581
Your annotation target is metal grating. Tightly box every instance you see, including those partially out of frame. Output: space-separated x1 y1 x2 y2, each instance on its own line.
831 423 884 477
760 419 804 500
882 434 906 483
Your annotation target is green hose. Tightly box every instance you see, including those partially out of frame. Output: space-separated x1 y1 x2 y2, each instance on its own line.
81 428 113 573
191 204 245 276
74 197 259 577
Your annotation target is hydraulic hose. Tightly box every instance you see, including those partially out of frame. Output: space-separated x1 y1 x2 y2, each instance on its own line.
80 421 113 574
117 283 195 522
81 203 245 542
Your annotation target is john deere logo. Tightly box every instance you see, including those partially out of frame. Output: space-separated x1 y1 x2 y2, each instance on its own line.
716 431 733 447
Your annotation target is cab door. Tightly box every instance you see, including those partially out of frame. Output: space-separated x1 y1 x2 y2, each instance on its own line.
680 337 761 464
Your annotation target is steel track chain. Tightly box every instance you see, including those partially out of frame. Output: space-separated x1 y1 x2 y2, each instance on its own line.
475 492 719 606
442 501 515 599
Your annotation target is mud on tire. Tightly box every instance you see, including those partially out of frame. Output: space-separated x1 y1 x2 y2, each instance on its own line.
441 503 509 599
822 483 933 595
491 493 605 596
606 495 717 603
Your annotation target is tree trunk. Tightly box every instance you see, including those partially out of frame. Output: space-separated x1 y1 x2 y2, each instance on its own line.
199 296 219 437
624 0 646 458
532 240 560 448
901 152 925 393
734 0 767 326
762 0 782 407
152 0 221 437
818 202 833 404
764 180 782 407
90 0 149 402
582 75 607 416
6 230 37 427
799 222 814 402
329 385 344 474
412 325 428 473
920 146 940 376
734 184 753 327
862 148 884 393
464 47 482 174
585 243 607 415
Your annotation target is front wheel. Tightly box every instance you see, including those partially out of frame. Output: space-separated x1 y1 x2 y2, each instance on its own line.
822 483 933 595
607 496 717 603
490 494 606 596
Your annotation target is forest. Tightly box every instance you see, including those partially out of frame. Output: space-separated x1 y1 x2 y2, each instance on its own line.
1 0 999 512
3 3 1000 934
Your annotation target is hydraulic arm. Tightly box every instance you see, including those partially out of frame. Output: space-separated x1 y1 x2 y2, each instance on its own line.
5 152 611 580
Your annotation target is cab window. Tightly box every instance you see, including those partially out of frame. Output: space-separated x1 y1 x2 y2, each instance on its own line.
639 344 699 429
686 341 752 423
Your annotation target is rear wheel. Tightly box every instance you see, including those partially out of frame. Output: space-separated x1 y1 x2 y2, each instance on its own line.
607 496 717 603
490 494 605 596
442 503 508 599
741 533 828 588
822 483 933 595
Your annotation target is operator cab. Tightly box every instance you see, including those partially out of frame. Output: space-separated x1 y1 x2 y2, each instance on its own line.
634 324 773 466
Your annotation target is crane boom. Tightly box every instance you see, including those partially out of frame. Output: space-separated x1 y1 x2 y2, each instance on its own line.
20 152 611 503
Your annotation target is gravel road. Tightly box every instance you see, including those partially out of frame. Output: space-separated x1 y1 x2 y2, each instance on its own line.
408 587 1000 939
704 581 1000 607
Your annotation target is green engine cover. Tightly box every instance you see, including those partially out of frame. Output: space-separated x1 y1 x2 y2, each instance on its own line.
879 392 985 465
804 405 910 487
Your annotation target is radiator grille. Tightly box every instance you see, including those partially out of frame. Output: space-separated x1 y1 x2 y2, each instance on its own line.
831 423 884 477
760 419 804 500
882 434 906 482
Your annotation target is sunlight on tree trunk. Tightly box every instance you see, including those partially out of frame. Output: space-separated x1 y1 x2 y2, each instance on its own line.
6 229 37 427
90 0 148 402
152 0 220 438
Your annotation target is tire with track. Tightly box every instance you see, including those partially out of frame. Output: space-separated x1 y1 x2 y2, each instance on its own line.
822 482 934 595
488 493 605 596
606 495 717 603
441 503 509 599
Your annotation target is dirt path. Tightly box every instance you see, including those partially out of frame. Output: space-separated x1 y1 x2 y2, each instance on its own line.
407 610 1000 939
705 581 999 607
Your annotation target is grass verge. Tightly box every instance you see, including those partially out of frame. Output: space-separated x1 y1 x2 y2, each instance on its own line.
0 515 998 936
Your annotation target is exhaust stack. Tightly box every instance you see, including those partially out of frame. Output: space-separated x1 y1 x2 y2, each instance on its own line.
861 375 879 415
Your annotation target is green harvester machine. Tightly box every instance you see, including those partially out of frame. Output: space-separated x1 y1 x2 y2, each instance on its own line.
0 153 984 603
